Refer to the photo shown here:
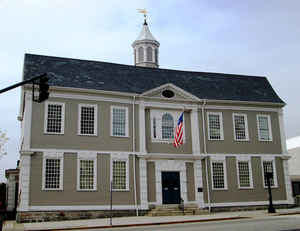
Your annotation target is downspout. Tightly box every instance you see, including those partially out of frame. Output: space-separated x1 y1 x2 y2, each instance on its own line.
201 100 211 212
132 96 138 216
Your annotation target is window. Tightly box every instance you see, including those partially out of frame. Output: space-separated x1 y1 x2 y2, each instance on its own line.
262 158 278 188
111 106 128 137
138 47 144 62
42 152 63 190
153 117 157 138
236 157 253 189
211 157 227 190
111 157 129 191
77 152 97 191
162 113 174 139
257 115 272 141
233 113 249 141
155 48 158 64
44 102 65 134
146 47 153 62
78 104 97 136
207 112 224 140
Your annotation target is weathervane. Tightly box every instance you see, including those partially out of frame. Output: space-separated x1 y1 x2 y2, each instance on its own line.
137 8 148 24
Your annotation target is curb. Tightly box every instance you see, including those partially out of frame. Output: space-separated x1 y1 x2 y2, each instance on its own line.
31 216 250 231
274 212 300 216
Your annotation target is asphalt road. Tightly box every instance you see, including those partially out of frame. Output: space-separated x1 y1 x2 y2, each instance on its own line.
77 215 300 231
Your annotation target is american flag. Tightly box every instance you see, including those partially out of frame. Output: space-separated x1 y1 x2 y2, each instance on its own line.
173 112 184 148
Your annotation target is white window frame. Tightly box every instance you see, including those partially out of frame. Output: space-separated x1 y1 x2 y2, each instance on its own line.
150 109 185 143
44 102 65 135
42 152 64 191
232 113 249 141
78 104 98 136
261 157 278 188
110 106 129 137
236 156 253 189
207 112 224 141
257 114 273 142
210 156 228 190
77 152 97 191
110 154 129 191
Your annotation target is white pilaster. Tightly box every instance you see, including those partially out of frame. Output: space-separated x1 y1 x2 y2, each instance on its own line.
191 108 201 154
278 109 287 154
18 152 33 212
23 91 33 150
139 102 146 153
194 160 205 208
139 158 148 209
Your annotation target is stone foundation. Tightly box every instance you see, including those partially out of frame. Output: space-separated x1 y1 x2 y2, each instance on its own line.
211 204 294 212
17 210 148 223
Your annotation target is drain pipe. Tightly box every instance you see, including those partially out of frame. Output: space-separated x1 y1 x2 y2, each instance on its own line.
201 100 211 213
132 96 138 216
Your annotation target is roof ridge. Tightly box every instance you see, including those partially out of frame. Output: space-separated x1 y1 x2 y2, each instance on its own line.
25 53 266 79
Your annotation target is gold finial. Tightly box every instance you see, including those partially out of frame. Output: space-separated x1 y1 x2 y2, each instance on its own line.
137 9 148 24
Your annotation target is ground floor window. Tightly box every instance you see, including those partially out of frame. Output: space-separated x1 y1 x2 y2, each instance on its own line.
211 157 227 190
262 157 278 188
292 182 300 196
111 156 129 191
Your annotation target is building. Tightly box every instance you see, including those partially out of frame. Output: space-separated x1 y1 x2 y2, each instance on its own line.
17 19 293 222
287 136 300 197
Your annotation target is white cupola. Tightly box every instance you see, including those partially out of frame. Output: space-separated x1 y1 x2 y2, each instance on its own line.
132 19 160 68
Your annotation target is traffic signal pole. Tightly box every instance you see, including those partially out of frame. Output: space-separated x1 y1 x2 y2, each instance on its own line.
0 73 49 103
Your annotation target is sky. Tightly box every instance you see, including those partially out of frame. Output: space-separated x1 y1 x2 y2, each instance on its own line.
0 0 299 182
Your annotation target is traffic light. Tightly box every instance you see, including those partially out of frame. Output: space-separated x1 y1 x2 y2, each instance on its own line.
38 76 49 102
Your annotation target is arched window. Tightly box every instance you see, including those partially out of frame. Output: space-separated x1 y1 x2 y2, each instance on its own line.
146 47 153 62
162 113 174 139
138 47 144 63
155 48 158 64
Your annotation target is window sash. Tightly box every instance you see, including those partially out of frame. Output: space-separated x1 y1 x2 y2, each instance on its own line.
45 159 61 189
45 102 64 134
78 104 97 136
112 160 127 190
257 115 272 141
112 108 126 136
233 114 248 141
208 113 223 140
238 161 251 188
79 160 95 190
212 162 225 189
162 113 174 139
263 161 275 187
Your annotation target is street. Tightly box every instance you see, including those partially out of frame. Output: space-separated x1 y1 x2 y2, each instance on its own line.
75 215 300 231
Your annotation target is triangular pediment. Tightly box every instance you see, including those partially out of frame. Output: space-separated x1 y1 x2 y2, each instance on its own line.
141 83 200 101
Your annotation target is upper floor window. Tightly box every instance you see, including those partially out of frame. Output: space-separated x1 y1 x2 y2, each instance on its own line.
146 47 153 62
257 115 272 141
162 113 174 139
207 112 224 140
42 152 64 190
111 106 128 137
44 102 65 134
233 113 249 141
78 104 97 136
151 110 184 143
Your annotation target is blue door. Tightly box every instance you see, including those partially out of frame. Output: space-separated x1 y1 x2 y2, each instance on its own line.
162 172 181 204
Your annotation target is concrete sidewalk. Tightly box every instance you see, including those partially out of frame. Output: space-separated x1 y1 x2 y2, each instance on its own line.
3 207 300 231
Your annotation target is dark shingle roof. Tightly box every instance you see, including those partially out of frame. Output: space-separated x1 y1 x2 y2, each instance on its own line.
23 54 284 104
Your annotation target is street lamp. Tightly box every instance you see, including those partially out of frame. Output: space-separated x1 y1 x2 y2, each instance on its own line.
265 171 276 213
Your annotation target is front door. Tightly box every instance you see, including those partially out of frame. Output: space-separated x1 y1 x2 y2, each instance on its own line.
161 172 181 204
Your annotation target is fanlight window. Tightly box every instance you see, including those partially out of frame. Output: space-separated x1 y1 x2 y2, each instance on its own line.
162 113 174 139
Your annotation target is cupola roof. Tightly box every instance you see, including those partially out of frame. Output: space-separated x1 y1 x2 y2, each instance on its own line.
134 20 158 43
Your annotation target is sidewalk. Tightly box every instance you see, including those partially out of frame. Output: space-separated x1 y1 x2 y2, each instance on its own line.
3 207 300 231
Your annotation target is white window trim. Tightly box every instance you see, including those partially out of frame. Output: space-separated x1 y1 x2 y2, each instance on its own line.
207 112 224 141
257 114 273 142
78 104 98 136
232 113 249 141
110 106 129 137
236 156 253 189
44 102 65 135
150 109 185 143
210 156 228 190
261 157 278 188
76 152 97 191
110 154 129 191
42 152 64 191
